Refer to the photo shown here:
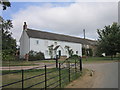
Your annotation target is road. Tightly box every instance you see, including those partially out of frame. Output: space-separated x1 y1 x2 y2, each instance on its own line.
67 62 118 88
0 63 56 70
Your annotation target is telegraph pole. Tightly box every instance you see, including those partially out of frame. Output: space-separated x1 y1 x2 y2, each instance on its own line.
83 29 85 39
83 29 87 61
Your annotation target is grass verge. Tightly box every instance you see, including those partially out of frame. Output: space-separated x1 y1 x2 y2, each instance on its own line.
2 67 82 88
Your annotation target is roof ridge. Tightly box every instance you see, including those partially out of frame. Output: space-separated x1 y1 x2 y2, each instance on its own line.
26 28 97 45
27 28 84 40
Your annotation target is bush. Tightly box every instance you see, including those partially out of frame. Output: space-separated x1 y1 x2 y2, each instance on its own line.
82 48 86 56
69 55 79 59
2 50 15 61
116 53 120 60
28 50 45 61
82 48 93 56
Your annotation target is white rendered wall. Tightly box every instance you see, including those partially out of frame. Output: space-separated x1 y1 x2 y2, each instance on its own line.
30 38 82 59
20 30 30 58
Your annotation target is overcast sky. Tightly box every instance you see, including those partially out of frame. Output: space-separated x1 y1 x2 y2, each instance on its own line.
2 1 118 44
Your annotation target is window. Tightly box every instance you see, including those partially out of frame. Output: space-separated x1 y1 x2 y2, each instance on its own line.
36 40 39 44
76 51 78 54
54 42 57 45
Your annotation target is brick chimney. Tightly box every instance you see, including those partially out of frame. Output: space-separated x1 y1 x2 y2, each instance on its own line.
23 22 27 31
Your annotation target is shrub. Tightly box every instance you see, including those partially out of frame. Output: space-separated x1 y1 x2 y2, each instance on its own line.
69 55 79 59
82 48 86 56
2 50 15 61
116 53 120 60
82 48 93 56
28 50 45 61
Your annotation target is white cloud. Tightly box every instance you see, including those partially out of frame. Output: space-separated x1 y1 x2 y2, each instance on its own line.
11 2 118 43
9 0 119 2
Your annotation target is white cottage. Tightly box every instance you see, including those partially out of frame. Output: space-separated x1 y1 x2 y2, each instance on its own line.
20 22 90 59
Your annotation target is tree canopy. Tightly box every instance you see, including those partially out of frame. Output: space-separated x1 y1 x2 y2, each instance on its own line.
1 18 17 60
0 0 17 60
97 22 120 56
0 0 11 10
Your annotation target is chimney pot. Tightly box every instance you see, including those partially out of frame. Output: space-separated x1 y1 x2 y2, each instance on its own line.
23 22 27 31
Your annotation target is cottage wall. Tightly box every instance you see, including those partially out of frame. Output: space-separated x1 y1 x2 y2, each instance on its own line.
20 30 30 58
30 38 82 59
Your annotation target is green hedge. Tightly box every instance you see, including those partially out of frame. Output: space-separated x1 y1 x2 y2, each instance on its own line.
28 50 45 61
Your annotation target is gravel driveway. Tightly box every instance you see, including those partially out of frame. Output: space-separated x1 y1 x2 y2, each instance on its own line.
67 62 118 88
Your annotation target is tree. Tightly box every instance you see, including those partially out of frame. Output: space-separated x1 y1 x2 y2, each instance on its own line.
1 19 17 60
0 0 11 10
97 22 120 58
0 0 17 60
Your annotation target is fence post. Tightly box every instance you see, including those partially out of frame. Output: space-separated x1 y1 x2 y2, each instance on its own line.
59 63 61 88
79 56 82 71
68 61 70 82
45 65 47 90
22 69 24 90
56 55 58 68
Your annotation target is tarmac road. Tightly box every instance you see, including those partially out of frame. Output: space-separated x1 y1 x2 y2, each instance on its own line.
83 62 118 88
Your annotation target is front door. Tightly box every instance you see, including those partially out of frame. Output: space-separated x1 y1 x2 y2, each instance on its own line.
58 50 61 58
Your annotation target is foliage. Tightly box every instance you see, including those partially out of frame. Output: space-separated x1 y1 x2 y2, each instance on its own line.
82 47 86 55
82 47 93 56
28 50 45 61
1 1 17 61
97 22 120 56
2 50 16 61
0 0 11 10
1 19 17 60
116 53 120 60
69 54 79 60
87 48 93 56
48 45 54 58
65 45 73 57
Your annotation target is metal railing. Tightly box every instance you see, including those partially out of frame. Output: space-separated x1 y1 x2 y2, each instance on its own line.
1 57 82 89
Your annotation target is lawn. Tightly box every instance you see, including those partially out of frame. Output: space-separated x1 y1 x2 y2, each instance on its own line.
2 60 56 66
2 56 118 88
82 57 119 64
2 57 119 67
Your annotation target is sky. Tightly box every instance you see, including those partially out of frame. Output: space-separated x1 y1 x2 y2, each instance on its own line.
2 0 118 45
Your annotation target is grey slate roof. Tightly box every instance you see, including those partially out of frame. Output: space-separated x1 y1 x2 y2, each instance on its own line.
26 28 97 45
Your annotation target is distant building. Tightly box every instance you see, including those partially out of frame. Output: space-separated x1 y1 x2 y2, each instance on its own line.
20 22 97 59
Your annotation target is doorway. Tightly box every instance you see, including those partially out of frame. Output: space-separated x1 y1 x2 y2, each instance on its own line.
58 50 61 58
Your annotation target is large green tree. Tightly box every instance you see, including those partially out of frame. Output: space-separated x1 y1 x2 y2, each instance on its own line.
97 22 120 57
1 18 17 60
0 0 17 60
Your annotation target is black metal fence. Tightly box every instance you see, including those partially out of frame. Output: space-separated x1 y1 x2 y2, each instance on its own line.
1 57 82 89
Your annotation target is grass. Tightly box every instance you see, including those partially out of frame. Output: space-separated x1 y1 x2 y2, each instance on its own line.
82 57 119 64
2 56 117 88
2 60 56 66
2 66 82 88
2 57 119 67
